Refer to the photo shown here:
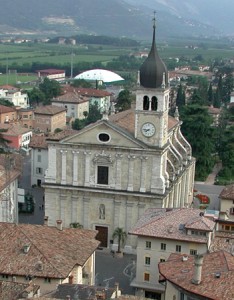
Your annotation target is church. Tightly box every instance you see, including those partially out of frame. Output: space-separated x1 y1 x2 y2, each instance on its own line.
44 20 195 249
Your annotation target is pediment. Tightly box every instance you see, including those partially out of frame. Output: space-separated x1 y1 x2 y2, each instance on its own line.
61 121 146 149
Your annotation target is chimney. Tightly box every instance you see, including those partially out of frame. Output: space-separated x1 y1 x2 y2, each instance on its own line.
44 216 48 226
56 220 63 231
23 244 30 253
192 254 204 285
66 296 71 300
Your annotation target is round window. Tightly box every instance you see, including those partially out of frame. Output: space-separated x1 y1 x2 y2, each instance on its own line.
98 133 110 142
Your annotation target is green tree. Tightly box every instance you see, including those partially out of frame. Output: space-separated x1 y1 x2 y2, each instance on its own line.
0 129 11 153
222 73 233 104
180 104 215 180
207 83 213 106
27 87 45 106
70 222 83 228
112 227 127 253
115 89 132 111
39 78 62 103
86 102 102 125
176 84 185 110
0 99 14 107
72 118 86 130
71 79 92 88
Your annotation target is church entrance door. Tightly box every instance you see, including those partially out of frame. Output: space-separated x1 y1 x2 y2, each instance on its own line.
95 226 108 248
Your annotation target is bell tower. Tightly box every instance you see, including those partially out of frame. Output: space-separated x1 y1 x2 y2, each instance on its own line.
135 14 170 148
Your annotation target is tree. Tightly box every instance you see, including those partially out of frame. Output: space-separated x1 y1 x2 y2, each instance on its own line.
70 222 83 228
115 89 132 111
39 78 62 103
85 102 102 125
176 84 185 110
0 98 14 107
180 104 215 180
112 227 127 253
27 87 45 106
71 79 92 88
207 83 213 106
0 129 11 153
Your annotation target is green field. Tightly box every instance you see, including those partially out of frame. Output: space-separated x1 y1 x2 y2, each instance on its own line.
0 73 37 86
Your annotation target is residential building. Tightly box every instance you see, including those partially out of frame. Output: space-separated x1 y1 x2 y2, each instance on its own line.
0 123 32 151
0 105 18 123
0 85 29 108
0 154 21 223
52 88 89 119
128 208 216 299
43 21 195 250
37 69 66 81
29 135 48 187
159 251 234 300
217 184 234 232
0 281 39 299
75 87 112 112
34 105 66 133
0 221 100 294
18 108 34 129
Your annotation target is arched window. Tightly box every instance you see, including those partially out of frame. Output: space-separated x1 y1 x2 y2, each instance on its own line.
143 96 149 110
151 96 158 111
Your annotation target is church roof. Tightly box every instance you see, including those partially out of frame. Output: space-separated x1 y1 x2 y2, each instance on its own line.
139 20 168 88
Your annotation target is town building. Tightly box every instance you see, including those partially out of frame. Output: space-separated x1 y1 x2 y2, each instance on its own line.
37 69 66 81
0 281 39 299
0 154 21 223
159 251 234 300
18 108 34 129
128 208 216 299
52 88 89 119
0 123 32 151
34 105 67 133
0 221 100 295
43 21 195 250
0 85 29 108
29 135 48 187
0 105 18 123
217 184 234 232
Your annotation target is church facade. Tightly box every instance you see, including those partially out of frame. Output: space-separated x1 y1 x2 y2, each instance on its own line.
43 23 195 249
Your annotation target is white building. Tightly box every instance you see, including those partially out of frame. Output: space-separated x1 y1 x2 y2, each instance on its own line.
129 208 216 299
29 135 48 187
0 85 29 108
0 154 21 223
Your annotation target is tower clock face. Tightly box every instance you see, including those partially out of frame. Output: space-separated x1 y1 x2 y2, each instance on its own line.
141 122 156 137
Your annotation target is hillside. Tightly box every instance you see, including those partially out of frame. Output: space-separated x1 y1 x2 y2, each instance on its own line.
0 0 226 39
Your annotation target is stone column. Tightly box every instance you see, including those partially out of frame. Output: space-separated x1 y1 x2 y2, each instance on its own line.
83 197 89 228
114 200 121 229
127 155 136 191
84 151 91 187
115 154 123 190
140 156 148 192
72 151 79 186
71 194 78 223
60 150 67 185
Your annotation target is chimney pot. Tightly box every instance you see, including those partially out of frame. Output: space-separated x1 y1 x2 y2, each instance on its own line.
56 220 63 230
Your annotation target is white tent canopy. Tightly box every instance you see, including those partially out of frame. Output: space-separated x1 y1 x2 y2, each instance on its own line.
74 69 124 83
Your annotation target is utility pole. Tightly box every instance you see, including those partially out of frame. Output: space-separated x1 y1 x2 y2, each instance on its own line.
70 51 75 79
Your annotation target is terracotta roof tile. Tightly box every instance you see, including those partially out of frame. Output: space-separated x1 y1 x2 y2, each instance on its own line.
159 251 234 300
34 105 66 115
0 222 100 279
219 184 234 200
0 123 31 136
61 86 111 97
0 154 22 191
0 105 16 113
29 135 48 149
53 91 89 104
129 208 215 243
109 109 135 135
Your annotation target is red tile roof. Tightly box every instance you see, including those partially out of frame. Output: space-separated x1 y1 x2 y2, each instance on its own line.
159 251 234 300
53 91 89 104
129 208 215 243
0 123 32 136
37 69 65 75
0 105 16 114
29 135 48 149
34 105 66 115
219 184 234 200
62 86 111 97
0 222 100 279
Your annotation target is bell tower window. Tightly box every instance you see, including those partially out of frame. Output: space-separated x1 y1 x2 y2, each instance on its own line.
143 96 149 110
151 96 158 111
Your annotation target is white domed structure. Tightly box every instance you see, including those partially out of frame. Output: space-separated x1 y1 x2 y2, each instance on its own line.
75 69 124 83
